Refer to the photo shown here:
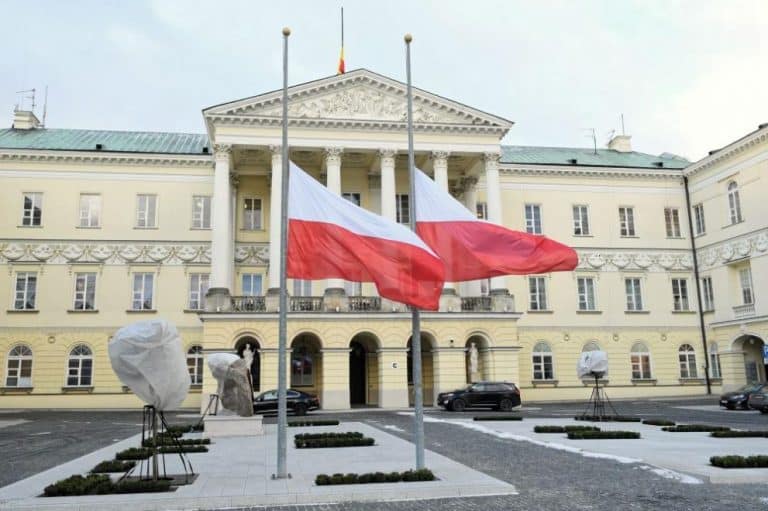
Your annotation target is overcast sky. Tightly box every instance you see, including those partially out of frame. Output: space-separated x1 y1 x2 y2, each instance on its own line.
2 0 766 160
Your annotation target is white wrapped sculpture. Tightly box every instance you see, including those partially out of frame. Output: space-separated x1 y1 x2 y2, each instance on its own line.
577 350 609 378
207 353 253 417
108 320 190 410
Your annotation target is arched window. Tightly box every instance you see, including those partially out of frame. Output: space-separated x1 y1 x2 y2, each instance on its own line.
67 344 93 387
187 345 204 385
6 345 33 387
532 341 554 380
630 342 652 380
709 342 721 379
679 344 698 379
727 181 743 224
290 341 314 387
582 341 601 352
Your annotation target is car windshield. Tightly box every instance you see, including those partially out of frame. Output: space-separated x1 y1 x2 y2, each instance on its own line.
738 384 762 393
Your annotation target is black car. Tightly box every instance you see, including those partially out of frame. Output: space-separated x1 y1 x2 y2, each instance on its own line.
719 383 766 410
437 381 521 412
253 389 319 416
747 390 768 413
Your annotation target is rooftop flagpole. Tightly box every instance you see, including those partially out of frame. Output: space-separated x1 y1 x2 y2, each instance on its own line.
404 32 425 470
275 25 291 480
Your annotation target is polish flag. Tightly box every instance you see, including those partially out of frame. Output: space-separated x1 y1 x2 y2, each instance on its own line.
415 168 578 281
287 162 445 310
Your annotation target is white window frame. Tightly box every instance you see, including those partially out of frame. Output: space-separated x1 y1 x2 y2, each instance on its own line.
73 272 97 311
5 345 33 387
727 181 743 224
701 276 714 312
630 342 653 380
739 267 754 305
528 276 547 311
709 342 722 379
292 279 312 297
572 205 590 236
66 344 93 387
131 273 155 310
664 207 682 238
13 272 37 310
671 278 690 311
532 341 554 381
476 202 488 220
525 204 542 234
679 344 698 379
577 276 597 311
242 273 263 296
188 273 210 310
396 194 410 224
192 195 212 229
342 192 361 206
187 345 204 385
619 206 636 237
692 203 706 236
78 194 101 228
135 194 158 228
242 197 263 230
625 277 643 311
21 192 43 227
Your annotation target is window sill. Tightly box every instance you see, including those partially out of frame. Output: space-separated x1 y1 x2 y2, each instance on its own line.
190 227 212 231
620 235 639 238
672 310 697 314
0 386 33 394
531 379 558 387
573 234 593 238
184 308 205 313
133 226 159 230
17 225 43 228
62 386 94 393
582 379 609 386
624 310 650 314
240 228 266 232
702 308 715 314
576 310 603 314
678 378 706 385
666 236 685 240
67 309 99 314
694 233 706 238
75 226 101 229
722 219 745 229
631 379 657 385
527 309 554 314
709 378 723 384
6 309 39 314
189 384 203 393
126 309 157 313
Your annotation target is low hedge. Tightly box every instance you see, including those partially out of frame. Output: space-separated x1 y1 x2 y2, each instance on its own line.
473 416 522 421
90 460 136 473
288 419 340 427
158 445 208 454
43 474 172 496
296 436 375 448
143 438 211 447
574 415 642 422
662 425 731 433
534 425 601 434
165 423 204 435
710 455 768 468
115 447 154 460
567 430 640 440
710 430 768 438
315 468 435 485
294 432 363 441
642 419 676 427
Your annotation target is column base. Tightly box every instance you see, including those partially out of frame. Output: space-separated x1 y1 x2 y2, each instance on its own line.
490 289 515 312
204 287 232 312
323 287 349 312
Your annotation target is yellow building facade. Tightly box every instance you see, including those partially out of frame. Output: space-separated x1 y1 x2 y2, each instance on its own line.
0 69 765 410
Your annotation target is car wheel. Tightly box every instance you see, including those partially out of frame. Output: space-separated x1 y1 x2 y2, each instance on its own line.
741 401 750 410
726 403 736 410
499 398 514 412
451 399 466 413
294 403 307 416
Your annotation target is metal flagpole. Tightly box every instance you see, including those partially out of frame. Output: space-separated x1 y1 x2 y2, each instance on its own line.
275 26 291 480
404 33 425 470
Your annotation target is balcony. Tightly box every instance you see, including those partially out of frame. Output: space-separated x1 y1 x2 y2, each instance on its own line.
349 296 382 312
733 303 755 319
290 296 324 312
231 296 266 312
461 296 492 312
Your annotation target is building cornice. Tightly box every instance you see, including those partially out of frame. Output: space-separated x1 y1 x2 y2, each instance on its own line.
0 149 213 168
683 125 768 177
500 163 684 180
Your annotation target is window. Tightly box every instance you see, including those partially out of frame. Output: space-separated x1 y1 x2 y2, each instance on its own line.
22 192 42 226
131 273 154 310
572 205 590 236
290 343 314 386
345 281 362 296
528 276 547 310
625 278 643 311
701 276 714 311
476 202 487 220
66 344 93 387
739 267 754 305
79 194 101 228
243 198 262 230
727 181 743 224
396 194 410 224
188 274 209 310
671 278 690 311
577 277 596 311
709 343 721 379
532 341 554 380
5 345 32 387
630 342 652 380
619 207 636 236
525 204 542 234
242 274 263 296
679 344 698 379
187 345 204 385
664 207 681 238
293 279 312 297
73 273 96 311
13 272 37 310
135 194 157 228
192 195 211 229
693 203 706 236
342 192 361 206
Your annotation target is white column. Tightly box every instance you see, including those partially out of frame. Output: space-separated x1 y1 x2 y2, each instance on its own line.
462 176 482 297
268 145 282 291
324 147 344 293
379 149 397 222
211 144 233 291
432 151 455 293
484 152 506 292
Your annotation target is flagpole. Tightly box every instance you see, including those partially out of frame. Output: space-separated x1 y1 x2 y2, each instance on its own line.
404 33 425 471
275 25 291 480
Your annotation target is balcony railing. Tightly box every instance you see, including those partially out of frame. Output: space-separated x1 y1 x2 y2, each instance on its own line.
231 296 266 312
349 296 382 312
461 296 492 312
290 296 324 312
733 303 755 319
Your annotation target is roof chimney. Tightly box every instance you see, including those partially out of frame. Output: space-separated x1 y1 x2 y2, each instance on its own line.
12 109 41 130
607 134 632 153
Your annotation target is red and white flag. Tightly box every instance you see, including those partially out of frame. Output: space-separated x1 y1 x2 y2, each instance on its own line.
287 163 445 310
414 168 578 281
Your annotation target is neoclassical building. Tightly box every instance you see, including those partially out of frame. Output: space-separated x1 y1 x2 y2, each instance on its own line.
0 69 765 410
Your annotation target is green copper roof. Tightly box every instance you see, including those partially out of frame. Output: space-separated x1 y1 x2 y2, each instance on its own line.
500 145 689 169
0 128 210 155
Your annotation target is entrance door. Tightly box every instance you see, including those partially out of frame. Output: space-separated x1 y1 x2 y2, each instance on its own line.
349 341 367 406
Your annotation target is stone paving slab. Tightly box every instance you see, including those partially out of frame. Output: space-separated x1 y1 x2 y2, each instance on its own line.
0 422 516 510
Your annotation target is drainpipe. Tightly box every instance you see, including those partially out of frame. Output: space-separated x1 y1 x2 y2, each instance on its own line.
683 176 712 395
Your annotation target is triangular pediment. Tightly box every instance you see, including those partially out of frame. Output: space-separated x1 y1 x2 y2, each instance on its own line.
204 69 513 130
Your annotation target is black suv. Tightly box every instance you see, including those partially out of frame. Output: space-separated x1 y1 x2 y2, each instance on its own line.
253 389 319 416
437 381 521 412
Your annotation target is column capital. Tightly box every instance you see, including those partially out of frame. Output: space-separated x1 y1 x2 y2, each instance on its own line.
213 144 232 161
431 150 451 163
379 148 397 161
323 146 344 163
483 151 501 167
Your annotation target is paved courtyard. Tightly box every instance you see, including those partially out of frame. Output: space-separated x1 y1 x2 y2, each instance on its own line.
1 397 768 510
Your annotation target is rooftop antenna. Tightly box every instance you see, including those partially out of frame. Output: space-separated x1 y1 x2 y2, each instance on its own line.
584 128 597 155
15 88 36 112
41 86 48 127
620 113 625 136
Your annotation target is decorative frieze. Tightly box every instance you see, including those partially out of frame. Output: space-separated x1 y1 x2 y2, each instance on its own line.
576 250 693 272
697 229 768 270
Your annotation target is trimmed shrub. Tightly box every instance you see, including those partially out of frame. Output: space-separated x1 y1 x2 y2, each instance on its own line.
567 430 640 440
710 430 768 438
143 438 211 447
111 479 172 494
43 474 172 496
642 419 676 427
295 436 374 448
315 474 330 485
158 445 208 454
315 469 435 486
372 472 387 483
288 419 340 427
90 460 136 473
473 416 522 421
294 432 363 441
534 425 601 434
575 415 642 422
116 447 154 460
662 425 730 433
165 423 204 435
710 455 768 468
386 472 402 482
